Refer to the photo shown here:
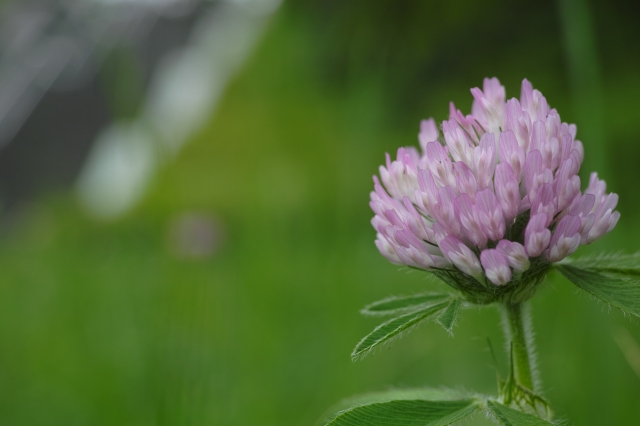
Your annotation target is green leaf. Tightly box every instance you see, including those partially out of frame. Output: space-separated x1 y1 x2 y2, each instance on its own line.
560 252 640 275
486 400 554 425
322 388 479 426
436 297 462 335
352 301 449 360
324 388 469 417
556 264 640 318
361 293 450 316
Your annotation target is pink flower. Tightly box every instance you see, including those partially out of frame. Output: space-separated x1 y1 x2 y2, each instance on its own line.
440 235 483 279
525 213 551 257
371 78 619 285
548 215 581 262
480 249 512 285
494 163 520 222
496 240 530 272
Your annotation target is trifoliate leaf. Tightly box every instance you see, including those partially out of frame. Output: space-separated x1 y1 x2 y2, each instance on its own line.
361 293 450 316
351 301 449 360
557 264 640 318
322 388 479 426
436 297 462 335
486 400 554 425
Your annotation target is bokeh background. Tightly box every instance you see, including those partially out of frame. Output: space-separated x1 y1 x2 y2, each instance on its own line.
0 0 639 424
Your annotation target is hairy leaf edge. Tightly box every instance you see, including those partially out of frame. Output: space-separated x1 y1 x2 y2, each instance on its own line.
323 398 481 426
351 301 449 361
360 293 451 317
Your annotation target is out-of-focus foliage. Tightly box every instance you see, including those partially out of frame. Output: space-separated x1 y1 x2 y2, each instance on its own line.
0 0 640 425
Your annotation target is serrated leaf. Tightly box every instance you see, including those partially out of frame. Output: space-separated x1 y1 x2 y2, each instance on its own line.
560 252 640 275
361 293 450 316
436 297 462 335
557 264 640 318
322 388 479 426
352 301 449 360
323 388 469 417
486 401 554 425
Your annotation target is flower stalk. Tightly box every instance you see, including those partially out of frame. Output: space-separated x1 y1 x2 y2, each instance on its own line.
502 302 536 392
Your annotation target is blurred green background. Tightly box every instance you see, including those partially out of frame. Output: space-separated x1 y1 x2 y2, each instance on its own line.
1 0 640 425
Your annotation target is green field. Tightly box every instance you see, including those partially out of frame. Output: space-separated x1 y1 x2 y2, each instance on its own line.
1 3 640 425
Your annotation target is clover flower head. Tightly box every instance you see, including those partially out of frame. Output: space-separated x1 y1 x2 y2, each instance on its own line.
370 78 619 300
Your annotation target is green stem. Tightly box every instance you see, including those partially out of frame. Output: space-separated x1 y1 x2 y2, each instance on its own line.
502 302 536 392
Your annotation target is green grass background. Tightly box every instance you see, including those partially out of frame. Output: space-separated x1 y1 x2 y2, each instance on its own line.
1 1 640 424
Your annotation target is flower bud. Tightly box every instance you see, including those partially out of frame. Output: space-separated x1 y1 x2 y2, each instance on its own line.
418 118 439 152
476 188 505 241
440 235 483 279
474 133 497 190
480 249 512 285
496 240 530 272
525 213 551 257
548 215 581 262
498 129 525 180
494 163 520 223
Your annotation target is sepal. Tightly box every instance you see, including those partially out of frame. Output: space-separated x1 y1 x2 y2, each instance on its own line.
430 258 550 305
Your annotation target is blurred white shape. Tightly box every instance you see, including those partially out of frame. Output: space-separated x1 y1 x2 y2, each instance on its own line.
77 122 156 218
144 50 219 154
145 1 266 154
79 0 280 219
